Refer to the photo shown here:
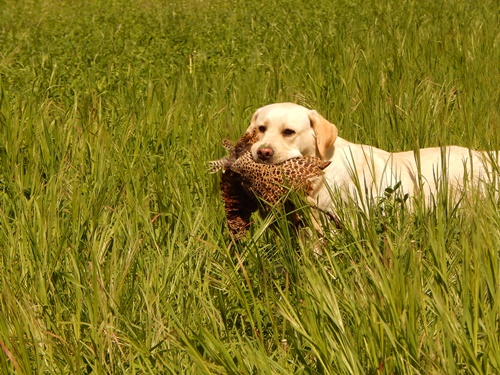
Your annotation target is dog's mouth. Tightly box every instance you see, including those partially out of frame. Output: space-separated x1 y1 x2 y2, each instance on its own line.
252 153 302 165
251 142 304 165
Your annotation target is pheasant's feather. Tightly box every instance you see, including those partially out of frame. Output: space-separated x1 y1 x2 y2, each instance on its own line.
210 131 329 238
208 160 226 174
222 139 234 150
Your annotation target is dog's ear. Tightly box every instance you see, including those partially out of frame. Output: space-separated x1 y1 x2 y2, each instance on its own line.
309 110 338 159
245 108 261 135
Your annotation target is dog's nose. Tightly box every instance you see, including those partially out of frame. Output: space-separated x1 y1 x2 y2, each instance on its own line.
257 146 274 161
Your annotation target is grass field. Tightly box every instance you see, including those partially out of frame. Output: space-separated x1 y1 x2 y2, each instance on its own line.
1 0 500 373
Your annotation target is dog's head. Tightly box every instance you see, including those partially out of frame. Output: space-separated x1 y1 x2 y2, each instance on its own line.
245 103 338 164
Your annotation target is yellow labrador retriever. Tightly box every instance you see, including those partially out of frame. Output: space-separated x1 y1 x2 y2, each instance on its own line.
245 102 498 213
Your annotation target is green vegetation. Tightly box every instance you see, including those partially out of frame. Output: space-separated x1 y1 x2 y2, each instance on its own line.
1 0 499 373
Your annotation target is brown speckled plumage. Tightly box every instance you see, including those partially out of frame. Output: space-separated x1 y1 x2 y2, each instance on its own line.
230 152 330 205
210 133 330 239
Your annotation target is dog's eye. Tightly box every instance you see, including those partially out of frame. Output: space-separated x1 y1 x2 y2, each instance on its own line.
283 129 295 136
258 126 266 133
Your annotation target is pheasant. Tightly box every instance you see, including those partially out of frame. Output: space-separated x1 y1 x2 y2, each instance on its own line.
210 133 330 239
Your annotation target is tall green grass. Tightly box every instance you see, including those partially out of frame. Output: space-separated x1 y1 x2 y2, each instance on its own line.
0 0 499 373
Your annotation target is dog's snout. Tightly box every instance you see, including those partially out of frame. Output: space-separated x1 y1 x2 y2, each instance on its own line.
257 146 274 161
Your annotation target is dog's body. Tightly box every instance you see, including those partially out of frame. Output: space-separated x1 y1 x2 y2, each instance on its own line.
246 103 498 213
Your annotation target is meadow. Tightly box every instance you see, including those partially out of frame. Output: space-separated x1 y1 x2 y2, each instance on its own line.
0 0 499 373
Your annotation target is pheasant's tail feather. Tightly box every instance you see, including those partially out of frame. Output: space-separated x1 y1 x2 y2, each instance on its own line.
222 139 234 151
208 160 226 173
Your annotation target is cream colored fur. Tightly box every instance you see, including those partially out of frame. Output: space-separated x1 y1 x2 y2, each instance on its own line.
245 102 498 213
